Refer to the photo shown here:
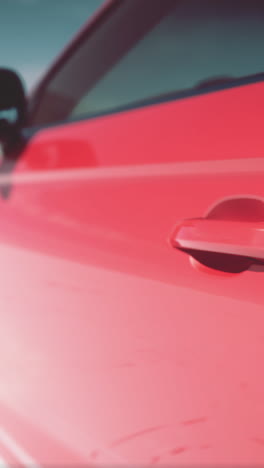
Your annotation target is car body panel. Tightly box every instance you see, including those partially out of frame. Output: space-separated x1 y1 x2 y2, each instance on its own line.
0 77 263 466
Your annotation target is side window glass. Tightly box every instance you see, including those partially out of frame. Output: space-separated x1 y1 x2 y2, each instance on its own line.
31 0 264 126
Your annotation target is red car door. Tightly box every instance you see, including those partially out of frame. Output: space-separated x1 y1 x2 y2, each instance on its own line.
0 0 264 465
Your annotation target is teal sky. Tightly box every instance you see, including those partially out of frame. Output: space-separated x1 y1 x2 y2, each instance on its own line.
0 0 105 90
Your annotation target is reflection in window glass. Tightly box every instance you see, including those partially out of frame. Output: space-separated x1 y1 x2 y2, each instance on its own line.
72 0 264 116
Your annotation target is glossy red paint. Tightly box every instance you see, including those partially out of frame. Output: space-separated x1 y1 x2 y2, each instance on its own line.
1 31 264 468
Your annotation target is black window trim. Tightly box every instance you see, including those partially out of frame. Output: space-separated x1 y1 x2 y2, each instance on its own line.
25 71 264 136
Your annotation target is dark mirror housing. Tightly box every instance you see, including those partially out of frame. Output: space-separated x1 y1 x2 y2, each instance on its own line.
0 68 27 151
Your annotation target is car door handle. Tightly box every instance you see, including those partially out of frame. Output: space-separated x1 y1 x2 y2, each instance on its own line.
171 218 264 272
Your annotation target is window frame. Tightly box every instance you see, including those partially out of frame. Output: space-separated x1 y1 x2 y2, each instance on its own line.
27 0 120 128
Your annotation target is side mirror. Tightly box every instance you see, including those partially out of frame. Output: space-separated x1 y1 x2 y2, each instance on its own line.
0 68 27 151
